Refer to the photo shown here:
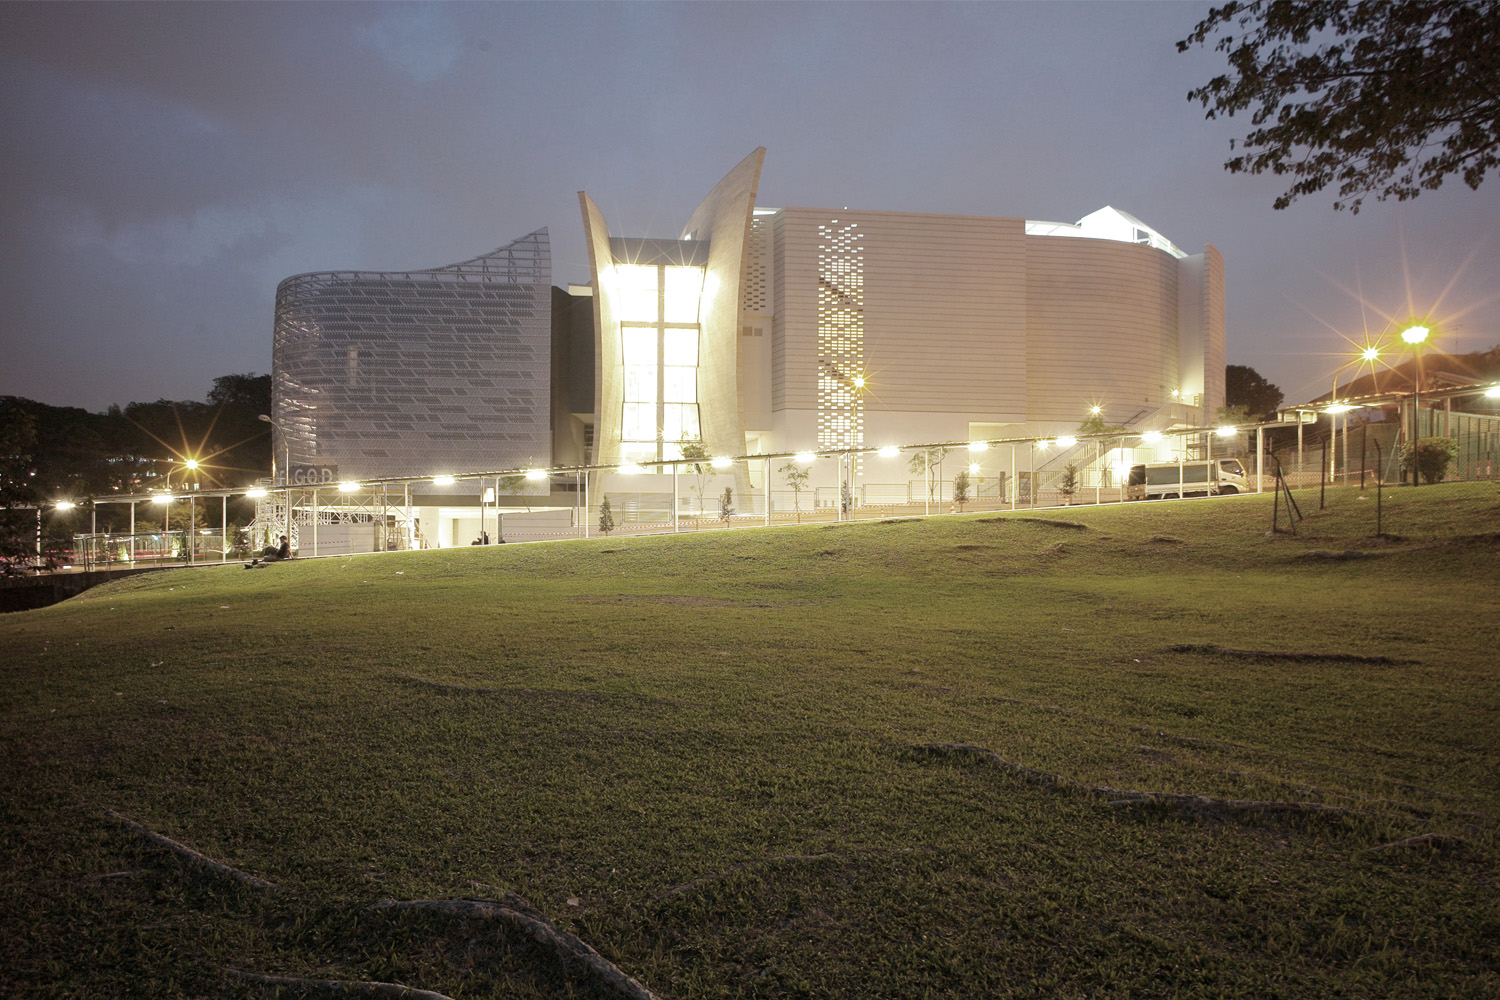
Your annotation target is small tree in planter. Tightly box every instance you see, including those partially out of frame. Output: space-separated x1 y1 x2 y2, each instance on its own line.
909 447 951 503
1400 436 1458 484
718 487 735 524
598 494 615 536
952 469 971 511
679 436 711 516
779 461 809 522
1059 462 1080 505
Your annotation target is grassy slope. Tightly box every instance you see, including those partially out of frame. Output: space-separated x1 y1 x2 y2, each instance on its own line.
2 484 1498 999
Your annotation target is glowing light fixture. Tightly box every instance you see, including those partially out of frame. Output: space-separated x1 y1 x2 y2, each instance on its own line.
184 459 199 470
1324 403 1353 415
877 445 900 458
794 451 816 463
1056 435 1078 448
1216 425 1237 437
618 462 645 475
245 488 268 498
1142 431 1163 444
339 481 359 492
1401 324 1430 345
524 468 548 481
1486 385 1500 399
1360 346 1380 362
54 500 76 511
432 475 456 486
711 456 733 469
1170 388 1181 398
968 441 988 453
152 494 172 504
968 463 980 474
1089 405 1102 415
852 374 867 389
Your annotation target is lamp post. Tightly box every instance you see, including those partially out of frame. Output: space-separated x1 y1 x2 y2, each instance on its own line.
172 459 199 563
1401 325 1429 486
258 413 293 539
1329 347 1381 484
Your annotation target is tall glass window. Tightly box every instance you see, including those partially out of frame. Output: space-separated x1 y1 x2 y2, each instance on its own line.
617 261 703 469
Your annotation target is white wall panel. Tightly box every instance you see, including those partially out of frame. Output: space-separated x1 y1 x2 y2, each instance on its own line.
1025 238 1180 427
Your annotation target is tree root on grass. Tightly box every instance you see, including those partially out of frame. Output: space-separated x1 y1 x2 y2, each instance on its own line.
913 743 1351 820
371 892 659 1000
1158 644 1417 665
105 809 279 892
227 968 454 999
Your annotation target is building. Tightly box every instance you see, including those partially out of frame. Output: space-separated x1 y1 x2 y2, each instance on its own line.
271 230 555 483
267 149 1225 543
579 148 1223 498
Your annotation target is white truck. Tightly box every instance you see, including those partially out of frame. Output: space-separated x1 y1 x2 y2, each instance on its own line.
1127 459 1249 500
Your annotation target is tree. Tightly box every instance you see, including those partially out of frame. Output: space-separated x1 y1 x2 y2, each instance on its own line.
1400 436 1458 484
1077 412 1128 437
1225 364 1284 419
718 487 735 523
679 436 711 515
952 469 971 512
1179 1 1500 212
598 494 615 536
909 447 951 502
0 405 39 574
779 461 809 523
1059 463 1080 505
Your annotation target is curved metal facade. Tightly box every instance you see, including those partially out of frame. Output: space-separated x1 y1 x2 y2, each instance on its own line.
271 230 551 481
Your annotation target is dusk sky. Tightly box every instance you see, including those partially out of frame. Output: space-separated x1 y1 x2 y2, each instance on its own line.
3 1 1497 414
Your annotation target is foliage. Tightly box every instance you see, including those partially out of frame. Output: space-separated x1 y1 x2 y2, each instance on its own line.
1059 462 1080 503
1076 413 1129 436
679 437 711 513
1225 364 1284 418
0 374 272 521
3 485 1498 998
779 461 809 522
1400 435 1458 483
718 487 734 523
952 469 971 511
1179 1 1500 212
909 447 952 501
597 494 615 536
0 404 43 573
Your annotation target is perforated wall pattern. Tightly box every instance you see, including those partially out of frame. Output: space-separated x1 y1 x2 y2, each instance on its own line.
272 230 552 480
816 220 864 468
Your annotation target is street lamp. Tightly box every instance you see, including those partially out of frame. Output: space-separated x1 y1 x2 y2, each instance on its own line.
1400 325 1430 486
258 413 293 538
257 414 290 485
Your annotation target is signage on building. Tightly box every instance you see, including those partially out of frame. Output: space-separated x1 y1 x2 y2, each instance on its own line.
290 465 340 485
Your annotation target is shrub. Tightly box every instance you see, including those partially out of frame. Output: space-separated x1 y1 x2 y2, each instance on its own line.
1400 436 1458 484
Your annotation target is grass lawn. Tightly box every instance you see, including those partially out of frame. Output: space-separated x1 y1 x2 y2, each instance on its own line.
2 482 1497 998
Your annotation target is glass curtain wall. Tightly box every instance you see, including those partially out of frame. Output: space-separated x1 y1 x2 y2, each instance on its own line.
617 262 705 469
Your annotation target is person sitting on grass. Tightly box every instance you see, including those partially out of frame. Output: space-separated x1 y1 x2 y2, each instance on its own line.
246 535 291 568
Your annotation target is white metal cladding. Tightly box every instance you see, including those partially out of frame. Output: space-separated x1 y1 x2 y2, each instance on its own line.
1024 235 1184 424
271 230 551 480
764 206 1219 447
